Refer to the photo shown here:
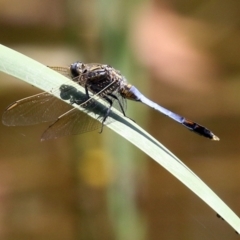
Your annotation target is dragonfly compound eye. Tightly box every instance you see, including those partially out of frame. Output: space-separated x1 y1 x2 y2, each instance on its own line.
70 61 84 78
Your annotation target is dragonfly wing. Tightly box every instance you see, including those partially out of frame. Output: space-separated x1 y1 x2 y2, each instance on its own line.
2 92 73 126
41 108 102 141
48 66 72 79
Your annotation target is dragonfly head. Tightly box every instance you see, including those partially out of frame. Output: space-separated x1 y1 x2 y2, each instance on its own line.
70 61 86 78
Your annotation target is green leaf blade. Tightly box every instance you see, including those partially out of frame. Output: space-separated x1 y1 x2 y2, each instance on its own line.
0 44 239 234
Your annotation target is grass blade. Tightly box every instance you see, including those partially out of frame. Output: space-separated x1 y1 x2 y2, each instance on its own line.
0 44 239 233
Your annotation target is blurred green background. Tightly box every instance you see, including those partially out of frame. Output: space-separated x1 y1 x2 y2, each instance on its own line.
0 0 240 239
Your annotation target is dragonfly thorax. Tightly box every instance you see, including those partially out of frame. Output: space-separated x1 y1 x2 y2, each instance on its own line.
70 62 126 97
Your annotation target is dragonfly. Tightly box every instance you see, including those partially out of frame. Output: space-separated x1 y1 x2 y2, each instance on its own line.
2 61 219 141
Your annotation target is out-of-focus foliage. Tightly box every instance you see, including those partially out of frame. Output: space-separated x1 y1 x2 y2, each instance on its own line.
0 0 240 239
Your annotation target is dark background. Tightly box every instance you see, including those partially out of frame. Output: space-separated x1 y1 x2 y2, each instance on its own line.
0 0 240 239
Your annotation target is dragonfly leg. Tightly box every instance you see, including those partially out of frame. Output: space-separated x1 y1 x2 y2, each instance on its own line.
107 93 126 116
84 85 90 99
99 96 114 133
107 93 136 123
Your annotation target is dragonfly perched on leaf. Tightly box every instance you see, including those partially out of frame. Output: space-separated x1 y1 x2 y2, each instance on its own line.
2 61 219 141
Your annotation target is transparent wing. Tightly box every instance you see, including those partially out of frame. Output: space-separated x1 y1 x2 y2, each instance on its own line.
48 66 72 79
41 108 102 141
48 66 86 83
2 66 73 127
3 65 127 140
2 92 73 126
41 84 125 140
